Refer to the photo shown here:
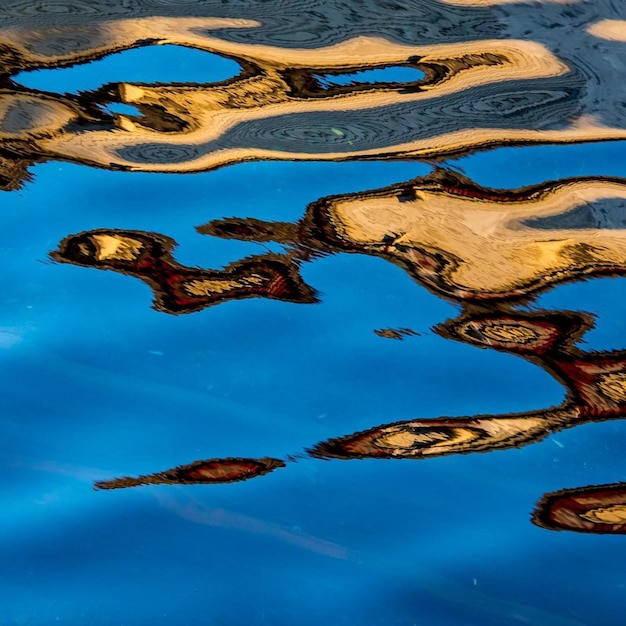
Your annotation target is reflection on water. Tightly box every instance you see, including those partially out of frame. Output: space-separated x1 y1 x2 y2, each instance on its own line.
95 457 285 490
52 229 317 313
51 171 626 533
1 0 626 186
533 482 626 534
3 3 626 622
201 170 626 301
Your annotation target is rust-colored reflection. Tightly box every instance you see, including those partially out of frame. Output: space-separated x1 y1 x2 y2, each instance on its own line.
533 483 626 534
311 308 626 460
95 457 286 491
0 3 624 184
202 170 626 301
51 229 318 313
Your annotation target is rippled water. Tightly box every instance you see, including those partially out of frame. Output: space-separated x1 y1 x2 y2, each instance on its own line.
2 1 626 624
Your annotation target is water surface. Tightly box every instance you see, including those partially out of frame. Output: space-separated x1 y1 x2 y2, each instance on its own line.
1 1 626 625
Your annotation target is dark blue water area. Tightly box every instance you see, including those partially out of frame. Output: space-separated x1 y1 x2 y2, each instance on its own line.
13 44 241 93
2 140 626 625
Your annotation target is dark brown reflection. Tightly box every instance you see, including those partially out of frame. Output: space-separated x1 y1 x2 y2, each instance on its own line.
51 229 318 313
1 0 625 183
310 308 626 460
533 483 626 534
95 457 286 490
201 170 626 302
374 327 419 340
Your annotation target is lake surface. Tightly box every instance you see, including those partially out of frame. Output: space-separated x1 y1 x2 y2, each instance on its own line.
1 1 626 624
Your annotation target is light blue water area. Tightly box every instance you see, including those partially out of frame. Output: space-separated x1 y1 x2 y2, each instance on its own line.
14 44 241 92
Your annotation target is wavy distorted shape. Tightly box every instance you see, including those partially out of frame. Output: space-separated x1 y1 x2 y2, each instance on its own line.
50 173 626 489
202 170 626 301
0 2 622 183
52 172 626 306
51 229 318 313
5 0 625 537
310 309 602 460
310 307 626 463
29 39 626 172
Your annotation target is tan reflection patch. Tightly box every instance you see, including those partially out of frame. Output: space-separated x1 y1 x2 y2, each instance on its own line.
376 430 449 449
481 323 540 344
183 274 266 296
91 233 143 261
327 176 626 299
581 505 626 525
183 279 245 296
597 372 626 403
588 20 626 42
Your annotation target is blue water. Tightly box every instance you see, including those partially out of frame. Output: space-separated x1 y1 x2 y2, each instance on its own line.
2 7 626 626
14 44 241 92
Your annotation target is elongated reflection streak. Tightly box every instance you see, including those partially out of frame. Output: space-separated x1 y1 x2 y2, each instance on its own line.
95 457 286 490
2 20 626 184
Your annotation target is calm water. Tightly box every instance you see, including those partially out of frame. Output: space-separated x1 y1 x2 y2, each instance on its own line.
2 1 626 624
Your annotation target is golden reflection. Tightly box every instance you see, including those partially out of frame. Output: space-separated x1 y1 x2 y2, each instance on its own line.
89 232 144 261
312 307 626 460
51 229 318 314
587 20 626 42
5 2 625 534
0 5 624 183
202 170 626 301
52 171 626 522
309 411 575 460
